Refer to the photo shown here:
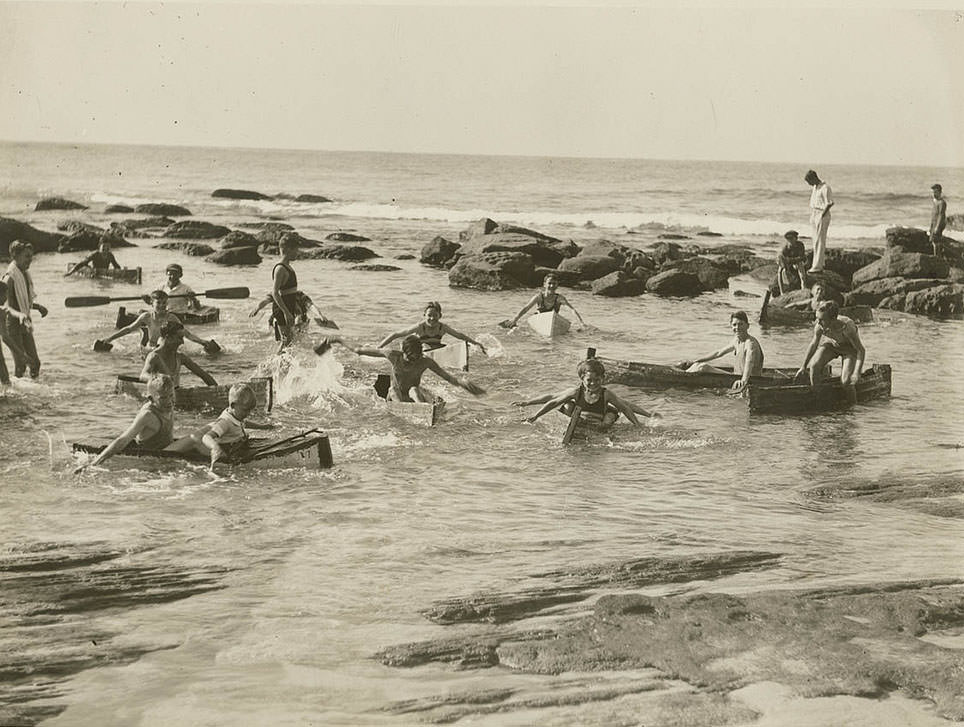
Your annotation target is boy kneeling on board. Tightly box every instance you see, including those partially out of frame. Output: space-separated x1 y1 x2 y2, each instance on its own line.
514 358 654 430
165 382 274 470
318 334 485 403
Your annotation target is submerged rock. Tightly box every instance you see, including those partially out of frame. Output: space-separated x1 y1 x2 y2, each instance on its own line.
301 244 379 261
205 247 261 266
104 204 134 214
134 203 191 216
294 193 332 203
350 264 401 272
155 241 215 256
326 232 372 243
219 230 260 249
0 218 65 254
212 188 271 201
163 221 231 239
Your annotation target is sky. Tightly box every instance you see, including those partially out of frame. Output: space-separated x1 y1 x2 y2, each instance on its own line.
1 2 962 166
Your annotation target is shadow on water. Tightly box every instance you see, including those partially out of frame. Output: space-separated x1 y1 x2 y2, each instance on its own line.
0 541 230 726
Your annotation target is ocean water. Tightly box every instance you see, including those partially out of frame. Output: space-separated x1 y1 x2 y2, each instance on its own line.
1 142 963 726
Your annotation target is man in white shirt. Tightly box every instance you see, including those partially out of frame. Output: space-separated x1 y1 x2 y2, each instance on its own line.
805 169 833 273
162 263 200 315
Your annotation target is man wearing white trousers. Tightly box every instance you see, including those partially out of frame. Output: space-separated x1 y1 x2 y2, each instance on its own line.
805 169 833 273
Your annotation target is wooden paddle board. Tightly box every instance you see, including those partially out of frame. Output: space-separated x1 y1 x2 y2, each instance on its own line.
527 311 571 338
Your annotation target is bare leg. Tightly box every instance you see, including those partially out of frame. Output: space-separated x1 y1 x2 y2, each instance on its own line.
807 345 838 387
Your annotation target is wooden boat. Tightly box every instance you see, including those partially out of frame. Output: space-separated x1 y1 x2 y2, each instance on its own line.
746 364 892 414
114 375 273 413
373 374 444 426
73 429 333 470
527 310 571 338
115 305 220 328
589 349 801 391
423 341 469 371
66 263 142 284
761 303 873 327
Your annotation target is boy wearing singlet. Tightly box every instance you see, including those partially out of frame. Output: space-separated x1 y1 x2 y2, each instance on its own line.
322 334 486 403
379 301 487 354
797 300 865 390
165 382 274 470
676 311 764 393
500 273 586 329
516 358 649 430
74 374 176 473
271 235 301 350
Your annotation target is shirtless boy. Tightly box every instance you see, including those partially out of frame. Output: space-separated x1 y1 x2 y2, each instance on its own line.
379 301 486 354
501 273 586 329
74 374 175 473
930 183 947 257
140 320 218 388
676 310 764 393
95 289 217 352
322 334 485 403
797 300 865 391
65 240 121 277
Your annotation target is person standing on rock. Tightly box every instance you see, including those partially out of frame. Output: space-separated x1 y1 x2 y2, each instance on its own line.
929 184 947 257
805 170 833 273
270 234 300 351
1 240 48 378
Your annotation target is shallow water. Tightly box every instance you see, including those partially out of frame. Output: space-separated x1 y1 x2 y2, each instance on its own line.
2 144 963 725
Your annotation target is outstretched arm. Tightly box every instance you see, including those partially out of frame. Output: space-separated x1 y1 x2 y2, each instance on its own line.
501 294 539 328
75 411 152 473
605 391 642 426
65 254 94 277
797 328 822 376
676 344 734 371
425 358 485 395
557 294 586 325
525 387 578 423
109 253 121 270
511 393 555 407
439 323 486 354
378 324 420 348
326 337 390 360
105 312 152 344
180 353 218 386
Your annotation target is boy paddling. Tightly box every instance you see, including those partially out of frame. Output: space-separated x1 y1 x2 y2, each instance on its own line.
161 263 201 314
140 320 218 387
95 289 217 353
676 311 764 393
320 334 485 403
500 273 586 329
65 240 122 277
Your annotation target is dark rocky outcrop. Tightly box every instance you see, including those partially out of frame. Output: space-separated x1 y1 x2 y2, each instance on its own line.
557 254 619 281
116 216 174 230
591 271 646 297
662 256 729 290
301 245 379 261
155 241 216 256
657 233 690 240
449 252 534 291
948 213 964 231
163 221 231 239
697 230 723 237
57 220 103 234
255 230 322 255
35 197 87 211
846 277 944 307
885 226 932 254
239 221 295 232
57 229 136 253
211 188 271 201
134 203 191 216
395 253 415 260
205 247 261 266
219 230 260 250
420 236 460 268
824 248 882 280
104 204 134 214
0 218 65 254
326 232 371 243
852 251 950 287
902 284 964 316
295 194 332 203
645 269 703 297
457 233 566 269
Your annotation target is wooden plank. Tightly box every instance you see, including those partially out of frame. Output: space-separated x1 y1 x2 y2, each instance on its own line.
561 405 584 444
372 374 443 426
66 263 142 284
746 364 892 414
115 305 220 329
595 355 799 391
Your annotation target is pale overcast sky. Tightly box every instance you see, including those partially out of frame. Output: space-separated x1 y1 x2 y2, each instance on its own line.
1 2 962 166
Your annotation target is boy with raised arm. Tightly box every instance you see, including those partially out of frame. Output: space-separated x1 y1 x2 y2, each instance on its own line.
501 273 586 329
379 301 486 354
676 310 764 393
321 334 485 403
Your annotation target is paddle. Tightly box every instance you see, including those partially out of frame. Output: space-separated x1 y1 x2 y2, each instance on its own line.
65 287 250 308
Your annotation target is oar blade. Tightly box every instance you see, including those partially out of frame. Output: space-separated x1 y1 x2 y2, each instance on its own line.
65 296 112 308
202 287 250 300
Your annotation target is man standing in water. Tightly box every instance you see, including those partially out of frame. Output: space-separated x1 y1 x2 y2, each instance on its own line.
929 184 947 257
2 240 48 378
805 169 833 273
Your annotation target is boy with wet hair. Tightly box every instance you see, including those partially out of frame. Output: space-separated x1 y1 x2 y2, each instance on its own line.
166 382 273 470
797 300 865 391
161 263 201 314
501 273 586 329
140 319 218 387
676 310 764 393
516 357 648 430
321 333 485 403
65 240 122 277
378 300 486 354
96 289 217 353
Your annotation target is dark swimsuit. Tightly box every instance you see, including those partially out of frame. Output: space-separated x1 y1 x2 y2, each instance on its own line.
415 322 444 348
134 401 174 449
270 263 299 341
564 386 618 422
88 251 118 269
537 292 561 313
